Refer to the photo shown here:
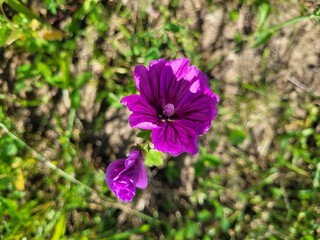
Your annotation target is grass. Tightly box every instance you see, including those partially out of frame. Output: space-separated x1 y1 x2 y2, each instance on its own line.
0 0 320 239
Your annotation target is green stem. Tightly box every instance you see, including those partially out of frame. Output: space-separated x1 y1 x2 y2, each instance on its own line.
313 162 320 188
66 106 76 138
269 15 312 32
4 0 43 23
0 121 157 223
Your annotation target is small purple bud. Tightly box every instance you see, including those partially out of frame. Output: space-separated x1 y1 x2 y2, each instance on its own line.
105 149 147 202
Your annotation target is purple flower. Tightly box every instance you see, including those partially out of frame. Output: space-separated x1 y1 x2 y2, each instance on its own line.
105 149 147 202
121 58 219 156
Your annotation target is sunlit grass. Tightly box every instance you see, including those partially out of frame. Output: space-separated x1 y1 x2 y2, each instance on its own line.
0 0 319 239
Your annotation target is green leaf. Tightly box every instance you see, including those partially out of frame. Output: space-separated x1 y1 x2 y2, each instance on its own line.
0 197 19 218
229 128 246 145
52 213 66 240
194 160 205 177
144 47 161 65
229 9 239 22
253 31 273 48
165 23 181 33
197 209 211 222
60 52 71 88
196 148 221 176
132 44 141 56
313 162 320 188
6 142 18 156
136 130 151 140
0 24 11 47
5 0 43 22
234 31 243 45
139 224 150 233
257 2 271 31
205 154 222 167
36 62 52 79
70 89 81 109
75 72 92 88
301 128 313 137
145 149 163 167
107 92 123 109
221 217 230 232
45 0 58 14
0 177 11 190
186 221 198 238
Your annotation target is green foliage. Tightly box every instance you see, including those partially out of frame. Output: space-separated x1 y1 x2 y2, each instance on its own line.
136 130 152 140
0 0 319 239
195 147 221 177
229 0 320 48
5 0 43 22
257 2 271 31
228 127 247 145
45 0 64 15
145 149 163 167
0 18 11 47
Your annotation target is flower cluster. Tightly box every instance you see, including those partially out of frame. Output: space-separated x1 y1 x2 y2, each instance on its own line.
106 58 219 202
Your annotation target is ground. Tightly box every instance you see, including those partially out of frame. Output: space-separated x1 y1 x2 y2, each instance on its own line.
0 0 319 239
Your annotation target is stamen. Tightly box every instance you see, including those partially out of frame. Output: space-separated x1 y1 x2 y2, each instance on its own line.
163 103 175 117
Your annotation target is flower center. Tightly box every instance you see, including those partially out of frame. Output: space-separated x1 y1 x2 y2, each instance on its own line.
163 103 175 117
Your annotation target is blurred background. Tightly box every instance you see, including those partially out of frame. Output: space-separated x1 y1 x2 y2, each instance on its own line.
0 0 320 239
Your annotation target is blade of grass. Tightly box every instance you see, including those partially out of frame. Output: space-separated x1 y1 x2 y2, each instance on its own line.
5 0 43 23
313 162 320 188
269 15 311 32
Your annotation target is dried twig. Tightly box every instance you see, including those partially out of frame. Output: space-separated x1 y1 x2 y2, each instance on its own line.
287 77 320 97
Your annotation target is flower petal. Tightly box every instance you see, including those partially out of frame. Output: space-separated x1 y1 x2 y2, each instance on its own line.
197 71 220 101
136 59 168 107
172 70 218 134
121 95 160 130
183 66 199 82
113 180 136 202
105 149 148 202
160 61 202 106
159 64 192 105
176 93 218 135
133 65 148 91
122 150 147 189
125 149 141 169
135 153 148 189
170 58 200 83
151 120 199 156
105 159 126 188
169 58 190 80
106 159 137 202
147 59 168 105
